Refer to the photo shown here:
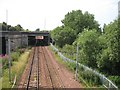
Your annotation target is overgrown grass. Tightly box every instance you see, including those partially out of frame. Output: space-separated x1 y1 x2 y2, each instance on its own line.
2 50 30 88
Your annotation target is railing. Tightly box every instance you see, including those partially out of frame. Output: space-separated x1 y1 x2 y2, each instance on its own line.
50 43 118 90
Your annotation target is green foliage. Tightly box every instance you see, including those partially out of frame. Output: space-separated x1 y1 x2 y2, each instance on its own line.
1 22 7 31
11 52 20 62
75 29 101 68
51 26 76 47
1 50 23 70
61 10 100 34
78 70 101 86
108 76 120 88
62 44 75 53
61 44 76 60
2 51 30 88
14 24 24 31
97 20 120 75
9 26 16 31
51 9 119 87
1 22 25 31
67 62 76 71
51 10 101 48
35 28 40 32
1 56 9 69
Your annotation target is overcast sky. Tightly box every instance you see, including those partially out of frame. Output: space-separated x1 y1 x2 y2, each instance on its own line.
0 0 119 31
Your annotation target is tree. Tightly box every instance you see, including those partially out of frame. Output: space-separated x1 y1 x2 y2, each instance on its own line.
14 24 24 31
97 19 120 75
83 11 100 32
61 10 84 35
74 29 101 68
61 10 100 35
26 29 29 32
2 22 7 31
9 26 16 31
51 26 76 48
35 28 40 32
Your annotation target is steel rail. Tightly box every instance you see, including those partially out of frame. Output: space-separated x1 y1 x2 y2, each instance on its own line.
42 46 65 89
44 47 65 89
26 47 36 89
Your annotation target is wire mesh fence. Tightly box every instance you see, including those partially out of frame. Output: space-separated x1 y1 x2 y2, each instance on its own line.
50 43 118 90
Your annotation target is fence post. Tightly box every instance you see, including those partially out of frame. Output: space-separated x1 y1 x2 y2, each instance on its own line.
75 44 79 81
8 38 11 82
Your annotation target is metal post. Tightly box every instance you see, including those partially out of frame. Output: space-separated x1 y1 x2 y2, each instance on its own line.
21 32 22 48
6 10 8 31
27 35 29 47
75 44 79 80
8 38 11 82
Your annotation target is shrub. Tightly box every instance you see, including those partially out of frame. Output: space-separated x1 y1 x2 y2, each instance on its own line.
1 55 9 69
11 52 20 62
19 49 25 54
79 70 102 86
108 76 120 88
67 62 76 71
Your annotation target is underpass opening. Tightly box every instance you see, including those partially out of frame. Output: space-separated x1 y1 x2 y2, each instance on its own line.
28 35 50 46
28 36 36 46
1 37 6 55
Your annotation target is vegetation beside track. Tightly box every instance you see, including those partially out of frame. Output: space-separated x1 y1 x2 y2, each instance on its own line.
51 10 120 88
1 49 30 88
49 46 103 88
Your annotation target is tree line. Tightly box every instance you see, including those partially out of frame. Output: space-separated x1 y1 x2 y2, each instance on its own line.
51 10 120 86
0 22 30 31
0 22 47 32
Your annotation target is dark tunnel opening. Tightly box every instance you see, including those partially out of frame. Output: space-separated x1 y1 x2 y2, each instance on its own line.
2 37 6 55
28 36 49 46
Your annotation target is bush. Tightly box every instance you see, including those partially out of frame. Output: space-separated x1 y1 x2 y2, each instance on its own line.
108 76 120 88
67 62 76 71
1 52 21 70
1 55 9 69
11 52 20 62
18 49 25 54
79 70 102 86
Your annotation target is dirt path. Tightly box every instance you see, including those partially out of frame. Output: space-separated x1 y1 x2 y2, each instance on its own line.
17 46 82 89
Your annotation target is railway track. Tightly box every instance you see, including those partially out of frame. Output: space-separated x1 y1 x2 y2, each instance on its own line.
17 47 40 89
26 47 40 89
18 46 80 89
41 46 65 89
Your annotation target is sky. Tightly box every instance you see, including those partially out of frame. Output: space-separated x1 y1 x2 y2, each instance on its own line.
0 0 119 31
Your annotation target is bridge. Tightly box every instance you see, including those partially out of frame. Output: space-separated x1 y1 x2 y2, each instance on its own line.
0 31 51 55
0 31 50 37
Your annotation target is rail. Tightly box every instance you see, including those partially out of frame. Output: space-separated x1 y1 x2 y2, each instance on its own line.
42 46 65 89
26 47 40 89
26 47 35 89
50 43 118 90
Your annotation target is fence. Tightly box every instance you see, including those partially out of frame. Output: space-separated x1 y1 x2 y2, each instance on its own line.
50 43 118 90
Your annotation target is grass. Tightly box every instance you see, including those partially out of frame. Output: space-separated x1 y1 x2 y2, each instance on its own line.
0 78 2 90
49 46 105 88
2 50 30 88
